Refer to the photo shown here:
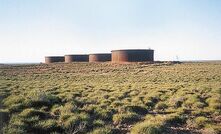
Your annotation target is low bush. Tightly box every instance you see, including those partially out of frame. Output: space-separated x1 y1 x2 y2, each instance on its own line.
62 112 90 130
204 124 221 134
7 103 25 113
93 120 105 128
206 97 221 112
165 114 186 126
125 105 148 115
93 108 114 121
155 102 168 111
113 112 140 125
3 115 28 134
131 121 164 134
19 108 48 119
3 95 24 107
187 116 209 129
194 116 209 128
91 126 114 134
35 119 60 132
24 91 61 108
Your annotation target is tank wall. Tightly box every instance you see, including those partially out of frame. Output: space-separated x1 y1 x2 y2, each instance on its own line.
65 55 89 63
45 57 64 63
112 50 154 63
89 54 111 62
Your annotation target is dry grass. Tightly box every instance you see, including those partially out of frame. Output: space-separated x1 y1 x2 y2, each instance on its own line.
0 62 221 134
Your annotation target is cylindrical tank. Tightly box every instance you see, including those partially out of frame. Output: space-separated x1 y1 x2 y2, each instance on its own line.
89 53 111 62
111 49 154 63
65 55 89 63
45 56 64 63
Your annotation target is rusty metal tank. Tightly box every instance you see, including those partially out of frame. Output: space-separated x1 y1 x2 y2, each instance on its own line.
65 55 89 63
111 49 154 63
89 53 111 62
45 56 65 63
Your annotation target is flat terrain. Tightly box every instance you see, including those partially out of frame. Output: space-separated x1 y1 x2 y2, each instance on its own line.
0 62 221 134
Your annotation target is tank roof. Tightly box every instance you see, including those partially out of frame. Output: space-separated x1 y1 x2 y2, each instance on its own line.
111 49 154 52
45 56 64 58
89 53 111 55
65 54 88 56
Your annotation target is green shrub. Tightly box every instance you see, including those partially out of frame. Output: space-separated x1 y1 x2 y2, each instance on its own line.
204 124 221 134
2 125 27 134
24 91 61 107
94 108 113 121
113 112 140 125
193 102 206 109
131 121 164 134
35 119 59 132
125 105 148 115
3 95 24 107
8 103 25 113
187 117 209 129
3 115 28 134
60 103 77 114
91 126 114 134
207 97 221 112
62 112 90 129
155 102 168 111
19 108 48 119
194 116 209 128
111 101 123 107
93 120 105 127
165 114 186 125
183 95 200 109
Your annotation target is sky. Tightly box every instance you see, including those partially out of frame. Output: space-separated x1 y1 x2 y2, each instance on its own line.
0 0 221 63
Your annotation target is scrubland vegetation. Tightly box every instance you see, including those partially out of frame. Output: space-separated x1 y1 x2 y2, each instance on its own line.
0 62 221 134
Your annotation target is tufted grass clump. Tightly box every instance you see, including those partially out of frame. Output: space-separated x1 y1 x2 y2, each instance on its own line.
92 119 105 128
93 108 114 121
206 97 221 113
90 126 115 134
203 124 221 134
61 112 90 133
155 102 168 111
113 112 140 125
194 116 209 128
125 105 148 115
131 121 164 134
3 95 25 113
19 108 49 119
3 114 37 134
34 119 60 133
3 95 24 107
24 90 61 108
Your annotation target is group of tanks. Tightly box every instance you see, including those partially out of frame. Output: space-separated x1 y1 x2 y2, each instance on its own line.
45 49 154 63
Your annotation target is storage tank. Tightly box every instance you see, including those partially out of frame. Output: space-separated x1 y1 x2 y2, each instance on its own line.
89 53 111 62
45 56 64 63
65 55 89 63
111 49 154 63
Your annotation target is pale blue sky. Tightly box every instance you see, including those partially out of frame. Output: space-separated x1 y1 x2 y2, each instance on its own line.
0 0 221 63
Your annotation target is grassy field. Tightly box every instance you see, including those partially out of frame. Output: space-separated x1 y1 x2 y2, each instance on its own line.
0 62 221 134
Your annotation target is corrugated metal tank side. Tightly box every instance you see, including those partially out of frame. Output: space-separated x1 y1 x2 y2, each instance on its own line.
111 49 154 63
65 55 89 63
45 56 65 63
89 54 111 62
